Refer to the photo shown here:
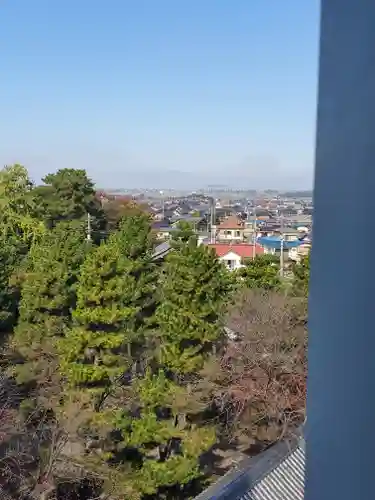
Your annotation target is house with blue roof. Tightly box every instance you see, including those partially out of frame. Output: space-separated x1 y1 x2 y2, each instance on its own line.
257 235 304 250
257 235 310 263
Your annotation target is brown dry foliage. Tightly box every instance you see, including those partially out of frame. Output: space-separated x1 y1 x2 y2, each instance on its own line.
101 197 150 232
211 288 307 451
0 376 93 500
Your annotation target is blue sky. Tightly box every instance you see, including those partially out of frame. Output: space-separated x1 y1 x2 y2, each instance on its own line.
1 0 320 190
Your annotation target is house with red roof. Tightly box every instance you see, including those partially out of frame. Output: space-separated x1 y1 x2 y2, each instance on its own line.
216 215 245 242
207 243 264 270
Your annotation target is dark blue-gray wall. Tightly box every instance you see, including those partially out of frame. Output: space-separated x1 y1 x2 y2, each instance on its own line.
306 1 375 499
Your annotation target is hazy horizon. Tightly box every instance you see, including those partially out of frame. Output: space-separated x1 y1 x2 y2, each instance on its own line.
1 1 319 190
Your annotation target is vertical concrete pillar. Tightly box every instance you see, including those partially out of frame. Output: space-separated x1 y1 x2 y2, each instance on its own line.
306 1 375 499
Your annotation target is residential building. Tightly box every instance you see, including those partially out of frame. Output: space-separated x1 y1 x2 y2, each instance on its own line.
289 239 311 263
279 229 304 242
173 202 191 216
252 208 272 220
283 215 313 228
153 209 175 220
216 215 245 242
257 236 304 260
215 207 237 220
151 221 175 241
170 215 206 232
207 243 263 270
257 222 281 238
243 221 258 242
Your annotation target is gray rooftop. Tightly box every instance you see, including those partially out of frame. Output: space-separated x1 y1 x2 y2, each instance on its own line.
152 241 172 260
195 433 305 500
170 215 204 224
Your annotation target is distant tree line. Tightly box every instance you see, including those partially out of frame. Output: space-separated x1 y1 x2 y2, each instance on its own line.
279 190 313 199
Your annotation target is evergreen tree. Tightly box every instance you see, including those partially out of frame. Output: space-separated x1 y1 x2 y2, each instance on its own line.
58 241 137 395
130 372 215 497
90 369 216 498
0 164 46 243
55 215 164 498
170 220 196 249
111 213 155 259
154 243 233 374
292 253 310 297
59 223 227 498
59 214 157 402
0 231 28 338
237 254 281 290
34 168 105 232
111 214 158 334
106 241 232 496
0 164 34 215
11 221 88 397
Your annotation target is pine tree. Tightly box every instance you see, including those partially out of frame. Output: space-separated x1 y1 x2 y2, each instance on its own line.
0 164 46 244
88 370 216 499
0 231 28 338
111 214 158 334
154 243 233 374
58 214 158 402
56 215 163 497
130 375 215 497
170 220 197 249
109 213 155 258
58 241 135 396
238 254 281 290
58 225 228 498
292 253 310 297
34 168 104 228
114 242 233 496
0 164 34 217
11 221 88 397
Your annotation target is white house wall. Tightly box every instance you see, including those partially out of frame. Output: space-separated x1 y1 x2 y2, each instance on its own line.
219 251 243 270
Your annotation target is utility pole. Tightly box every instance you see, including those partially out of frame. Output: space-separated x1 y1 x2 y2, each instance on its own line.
86 212 92 241
252 205 257 260
210 197 215 244
279 213 284 278
160 190 165 219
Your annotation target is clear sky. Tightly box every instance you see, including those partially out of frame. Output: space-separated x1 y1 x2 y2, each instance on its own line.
1 0 320 190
